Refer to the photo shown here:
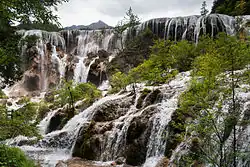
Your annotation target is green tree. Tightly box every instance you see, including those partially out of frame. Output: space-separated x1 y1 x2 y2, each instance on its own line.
114 7 140 50
110 71 129 93
211 0 250 15
55 81 101 118
177 34 250 167
0 100 40 140
201 1 209 16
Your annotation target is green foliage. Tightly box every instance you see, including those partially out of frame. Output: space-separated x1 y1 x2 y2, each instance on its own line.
109 38 197 92
0 90 7 99
107 28 156 77
211 0 250 15
174 34 250 166
0 144 36 167
110 72 129 93
114 7 140 49
0 33 23 86
17 23 61 32
201 1 209 16
36 101 51 123
0 101 40 141
55 81 102 107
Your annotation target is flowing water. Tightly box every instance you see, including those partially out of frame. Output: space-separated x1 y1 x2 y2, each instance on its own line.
4 14 250 166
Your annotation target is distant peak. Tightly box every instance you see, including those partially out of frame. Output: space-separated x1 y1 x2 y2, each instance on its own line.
64 20 112 30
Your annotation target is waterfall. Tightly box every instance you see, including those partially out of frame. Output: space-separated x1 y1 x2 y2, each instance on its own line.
72 30 116 83
38 93 129 149
51 46 66 79
38 109 58 136
143 72 191 166
17 14 247 93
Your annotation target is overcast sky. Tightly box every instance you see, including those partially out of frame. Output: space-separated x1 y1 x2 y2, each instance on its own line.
56 0 213 27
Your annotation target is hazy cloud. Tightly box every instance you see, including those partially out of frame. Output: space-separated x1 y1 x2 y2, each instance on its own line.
56 0 213 27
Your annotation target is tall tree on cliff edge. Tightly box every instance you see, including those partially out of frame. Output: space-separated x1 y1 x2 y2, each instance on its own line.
114 7 140 50
201 1 209 16
211 0 250 15
0 0 68 86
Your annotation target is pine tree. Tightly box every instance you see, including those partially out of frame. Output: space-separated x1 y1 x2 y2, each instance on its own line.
114 7 140 50
201 1 209 16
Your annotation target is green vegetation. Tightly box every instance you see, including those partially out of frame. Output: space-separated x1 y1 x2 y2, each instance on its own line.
0 145 36 167
107 28 157 77
114 7 140 50
110 39 196 93
168 34 250 166
201 1 209 16
0 100 40 141
211 0 250 15
54 81 102 107
17 23 61 32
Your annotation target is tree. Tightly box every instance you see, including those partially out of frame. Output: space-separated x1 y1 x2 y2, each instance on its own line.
201 1 209 16
211 0 250 15
175 34 250 167
114 7 140 50
0 0 68 85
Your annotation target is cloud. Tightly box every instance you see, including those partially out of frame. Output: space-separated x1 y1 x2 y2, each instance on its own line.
56 0 213 27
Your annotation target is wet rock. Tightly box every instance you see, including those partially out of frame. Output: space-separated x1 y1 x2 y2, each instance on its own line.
87 60 107 86
47 109 68 133
95 122 114 134
93 96 133 122
0 99 7 105
115 157 126 165
72 122 101 160
98 50 110 61
7 101 12 106
111 162 116 166
23 72 40 91
125 106 158 166
136 88 152 109
156 157 169 167
143 89 161 108
86 50 110 86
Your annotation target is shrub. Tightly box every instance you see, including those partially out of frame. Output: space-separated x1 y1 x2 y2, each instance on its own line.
0 145 36 167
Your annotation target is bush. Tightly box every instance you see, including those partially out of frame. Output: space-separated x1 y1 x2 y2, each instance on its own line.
0 102 40 140
0 145 36 167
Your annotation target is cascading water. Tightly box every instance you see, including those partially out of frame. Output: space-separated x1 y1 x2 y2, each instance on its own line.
15 14 248 93
51 46 67 79
4 14 250 167
72 29 118 83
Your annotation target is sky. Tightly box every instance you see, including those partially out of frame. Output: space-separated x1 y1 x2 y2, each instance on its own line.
56 0 213 27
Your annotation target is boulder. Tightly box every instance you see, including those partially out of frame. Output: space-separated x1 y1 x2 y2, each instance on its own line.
143 89 161 108
23 72 40 91
72 122 101 160
125 106 158 166
0 99 7 105
136 89 152 109
47 109 68 133
156 157 169 167
92 96 133 122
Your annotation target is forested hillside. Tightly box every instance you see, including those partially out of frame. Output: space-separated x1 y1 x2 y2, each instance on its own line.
211 0 250 15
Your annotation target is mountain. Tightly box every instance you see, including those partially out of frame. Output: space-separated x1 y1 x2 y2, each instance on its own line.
64 20 112 30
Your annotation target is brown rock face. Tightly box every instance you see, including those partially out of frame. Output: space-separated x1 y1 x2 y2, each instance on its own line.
23 72 41 91
87 50 110 86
